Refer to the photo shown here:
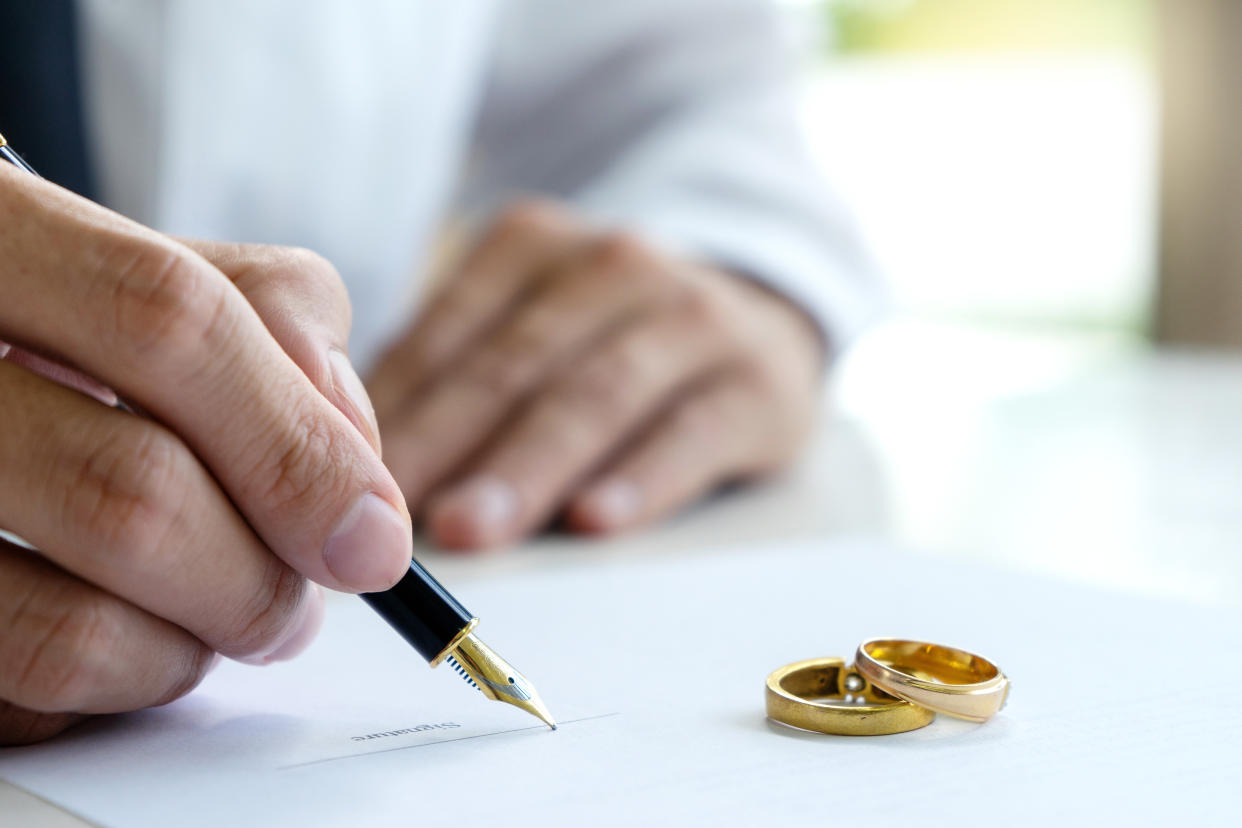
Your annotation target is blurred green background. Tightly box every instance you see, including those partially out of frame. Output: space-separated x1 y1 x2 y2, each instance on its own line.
787 0 1160 336
824 0 1152 56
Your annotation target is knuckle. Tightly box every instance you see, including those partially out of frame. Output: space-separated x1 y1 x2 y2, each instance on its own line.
219 560 305 658
249 396 353 518
267 247 349 306
104 238 230 361
253 246 352 341
675 287 734 337
9 593 124 712
456 352 529 401
457 333 544 400
61 426 188 573
587 231 657 276
275 246 339 281
215 244 350 339
546 355 635 426
585 339 649 400
490 198 567 242
426 284 481 330
153 643 216 707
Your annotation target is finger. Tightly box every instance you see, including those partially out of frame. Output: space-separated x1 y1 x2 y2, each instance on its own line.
0 165 411 593
178 240 379 453
0 542 215 719
368 199 585 420
382 232 680 507
0 358 324 663
566 374 782 534
424 299 731 549
0 700 85 747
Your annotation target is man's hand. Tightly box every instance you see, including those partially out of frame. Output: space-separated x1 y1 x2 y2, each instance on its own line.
0 166 412 745
368 200 824 550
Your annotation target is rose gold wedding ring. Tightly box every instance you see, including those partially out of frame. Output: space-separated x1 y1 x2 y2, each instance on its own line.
854 638 1009 723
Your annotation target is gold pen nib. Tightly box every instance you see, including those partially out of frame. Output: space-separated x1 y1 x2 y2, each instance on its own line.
444 632 557 729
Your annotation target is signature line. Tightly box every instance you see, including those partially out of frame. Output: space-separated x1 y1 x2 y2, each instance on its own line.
278 712 620 770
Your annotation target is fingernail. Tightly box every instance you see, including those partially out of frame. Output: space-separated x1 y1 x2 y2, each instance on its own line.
263 584 326 664
323 493 412 591
430 476 518 547
328 348 381 452
577 479 640 531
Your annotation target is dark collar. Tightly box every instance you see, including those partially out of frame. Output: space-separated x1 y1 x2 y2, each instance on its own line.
0 0 97 200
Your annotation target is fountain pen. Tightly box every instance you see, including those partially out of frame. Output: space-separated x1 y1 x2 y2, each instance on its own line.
361 560 556 729
0 130 556 730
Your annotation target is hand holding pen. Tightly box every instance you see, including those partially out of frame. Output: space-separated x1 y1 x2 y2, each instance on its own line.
0 135 442 745
0 134 552 745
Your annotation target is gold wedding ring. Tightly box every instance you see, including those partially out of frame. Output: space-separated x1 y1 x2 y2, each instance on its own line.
765 657 936 736
855 638 1010 723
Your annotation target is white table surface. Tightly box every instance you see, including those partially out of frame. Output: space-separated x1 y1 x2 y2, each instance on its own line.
4 320 1240 825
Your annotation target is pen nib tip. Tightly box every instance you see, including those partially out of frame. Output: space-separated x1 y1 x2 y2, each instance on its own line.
448 632 558 731
534 708 558 730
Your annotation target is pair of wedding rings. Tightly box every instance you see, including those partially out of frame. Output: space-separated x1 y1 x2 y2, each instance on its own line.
765 639 1009 736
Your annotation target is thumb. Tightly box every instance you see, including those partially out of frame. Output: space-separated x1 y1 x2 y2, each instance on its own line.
178 240 381 454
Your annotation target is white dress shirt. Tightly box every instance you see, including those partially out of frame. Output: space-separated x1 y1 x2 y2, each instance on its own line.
77 0 877 369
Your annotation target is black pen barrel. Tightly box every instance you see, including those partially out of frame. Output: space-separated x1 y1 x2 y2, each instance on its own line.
1 143 42 176
361 559 474 663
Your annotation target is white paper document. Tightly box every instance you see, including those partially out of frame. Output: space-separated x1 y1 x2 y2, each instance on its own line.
0 539 1239 827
